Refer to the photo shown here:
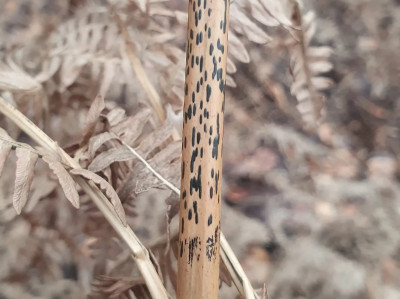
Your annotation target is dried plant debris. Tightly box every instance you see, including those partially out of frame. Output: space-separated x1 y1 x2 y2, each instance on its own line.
42 155 80 208
287 1 333 130
70 168 127 226
12 147 39 214
1 0 400 298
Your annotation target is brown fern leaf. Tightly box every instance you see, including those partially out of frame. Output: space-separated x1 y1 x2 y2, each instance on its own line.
70 168 127 226
136 121 174 159
78 104 179 222
42 155 80 209
88 131 119 159
288 2 333 130
117 140 181 202
230 4 272 44
110 108 152 145
88 147 133 173
0 128 80 210
13 147 38 214
46 8 123 92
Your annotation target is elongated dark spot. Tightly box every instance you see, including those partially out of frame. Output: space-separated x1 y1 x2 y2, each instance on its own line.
206 84 211 102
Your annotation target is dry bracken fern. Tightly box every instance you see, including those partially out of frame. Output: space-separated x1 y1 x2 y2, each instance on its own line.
0 0 338 297
287 1 333 130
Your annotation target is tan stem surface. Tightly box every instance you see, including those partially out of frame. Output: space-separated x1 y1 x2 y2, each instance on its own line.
177 0 230 298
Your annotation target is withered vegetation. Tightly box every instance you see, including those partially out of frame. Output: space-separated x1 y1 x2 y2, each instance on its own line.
0 0 399 298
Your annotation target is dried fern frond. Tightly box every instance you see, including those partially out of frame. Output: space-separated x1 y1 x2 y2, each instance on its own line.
230 4 272 44
70 168 127 226
287 1 333 130
71 98 258 297
0 97 168 299
0 128 81 212
13 147 38 214
42 155 80 209
245 0 293 27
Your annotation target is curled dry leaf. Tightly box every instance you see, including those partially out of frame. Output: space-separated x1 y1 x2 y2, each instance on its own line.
88 131 119 158
42 156 80 209
70 168 127 226
88 146 133 173
13 148 39 214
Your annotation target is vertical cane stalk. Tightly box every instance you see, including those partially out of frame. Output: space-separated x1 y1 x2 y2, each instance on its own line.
178 0 229 298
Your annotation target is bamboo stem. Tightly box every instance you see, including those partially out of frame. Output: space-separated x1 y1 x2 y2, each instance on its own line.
177 0 230 298
121 138 258 298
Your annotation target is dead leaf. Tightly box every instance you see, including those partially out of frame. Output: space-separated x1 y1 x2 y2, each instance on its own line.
70 168 127 226
228 32 250 63
88 132 119 158
231 5 272 44
106 108 126 127
42 156 80 209
137 122 173 158
248 0 280 27
88 146 133 173
111 109 151 145
288 3 333 129
59 55 86 91
13 147 38 214
81 94 106 144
